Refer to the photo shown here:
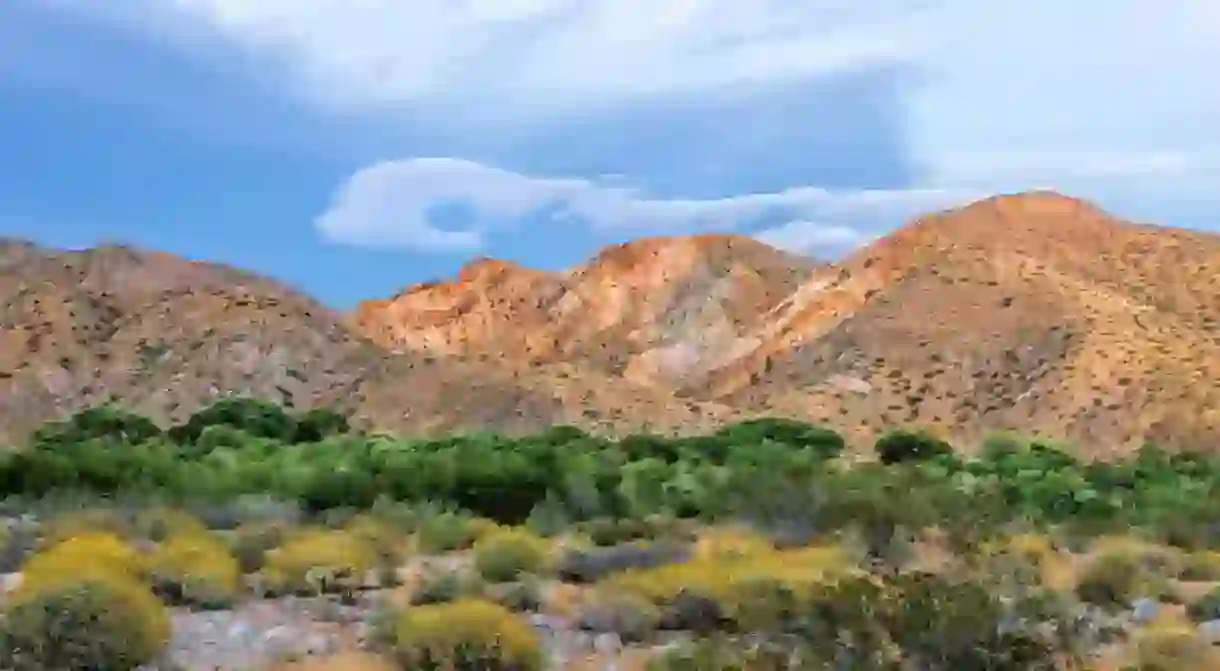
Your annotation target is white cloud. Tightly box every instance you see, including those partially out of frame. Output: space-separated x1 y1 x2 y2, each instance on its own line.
62 1 1220 240
902 3 1220 203
754 221 867 257
315 158 977 253
159 0 934 113
125 0 1219 229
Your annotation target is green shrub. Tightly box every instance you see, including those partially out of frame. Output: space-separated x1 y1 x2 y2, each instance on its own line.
416 513 483 554
390 599 543 671
343 514 409 587
38 509 134 549
486 579 543 613
714 418 846 460
169 396 298 443
724 577 802 633
1075 540 1175 610
556 541 692 584
229 521 288 574
0 523 36 573
874 429 952 465
1187 586 1220 622
581 517 667 546
647 635 804 671
134 507 209 543
577 590 662 643
30 407 162 449
410 568 485 606
474 528 550 583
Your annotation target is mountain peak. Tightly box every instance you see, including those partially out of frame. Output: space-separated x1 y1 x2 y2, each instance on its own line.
980 190 1109 217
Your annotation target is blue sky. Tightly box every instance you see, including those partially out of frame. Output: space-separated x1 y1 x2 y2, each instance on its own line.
1 1 1217 307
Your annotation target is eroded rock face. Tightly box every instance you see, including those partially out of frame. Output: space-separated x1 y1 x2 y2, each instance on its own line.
700 191 1220 453
0 244 596 441
352 235 816 387
352 192 1220 455
6 191 1220 453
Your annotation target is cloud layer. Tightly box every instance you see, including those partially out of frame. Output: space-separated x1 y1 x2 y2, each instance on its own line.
154 2 1220 175
163 0 932 114
314 158 977 255
88 1 1220 250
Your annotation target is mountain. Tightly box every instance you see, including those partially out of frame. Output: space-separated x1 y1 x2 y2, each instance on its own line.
694 191 1220 452
354 235 816 387
355 191 1220 454
0 241 711 444
6 190 1219 454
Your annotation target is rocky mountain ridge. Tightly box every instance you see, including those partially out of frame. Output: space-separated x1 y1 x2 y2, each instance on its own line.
5 190 1219 454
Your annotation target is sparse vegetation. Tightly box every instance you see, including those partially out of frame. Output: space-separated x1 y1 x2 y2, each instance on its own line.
1 400 1219 667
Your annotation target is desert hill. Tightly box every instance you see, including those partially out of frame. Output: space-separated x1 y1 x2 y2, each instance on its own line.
696 191 1220 452
0 240 715 444
5 191 1219 453
355 191 1220 454
354 234 816 387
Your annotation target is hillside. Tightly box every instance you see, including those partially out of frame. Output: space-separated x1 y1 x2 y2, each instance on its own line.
354 234 816 387
0 240 713 443
6 191 1219 453
696 192 1220 453
354 191 1220 454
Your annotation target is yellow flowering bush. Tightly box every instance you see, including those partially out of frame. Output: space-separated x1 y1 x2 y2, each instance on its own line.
135 507 210 542
343 514 410 586
473 527 551 583
1076 536 1179 609
692 527 775 562
38 509 133 549
415 513 487 554
229 520 289 574
390 599 543 671
605 544 853 629
1134 617 1218 670
261 528 376 596
982 532 1074 591
21 532 148 589
1 579 171 671
149 531 243 609
1180 550 1220 581
2 533 169 671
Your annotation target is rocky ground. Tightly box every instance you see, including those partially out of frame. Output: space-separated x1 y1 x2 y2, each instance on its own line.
135 589 666 671
130 590 1220 670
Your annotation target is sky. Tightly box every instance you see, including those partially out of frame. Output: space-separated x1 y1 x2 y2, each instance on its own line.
1 1 1217 307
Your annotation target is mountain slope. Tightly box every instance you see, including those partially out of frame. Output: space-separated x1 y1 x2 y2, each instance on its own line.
696 192 1220 453
7 190 1218 454
354 234 816 387
0 241 712 443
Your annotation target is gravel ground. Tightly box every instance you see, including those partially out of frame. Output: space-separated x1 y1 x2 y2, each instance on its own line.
137 591 648 671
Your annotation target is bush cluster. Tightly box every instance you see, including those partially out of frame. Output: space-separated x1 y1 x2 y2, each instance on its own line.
0 533 170 670
4 399 1220 668
388 599 543 671
7 400 1220 559
260 528 377 597
148 530 242 609
473 527 551 583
